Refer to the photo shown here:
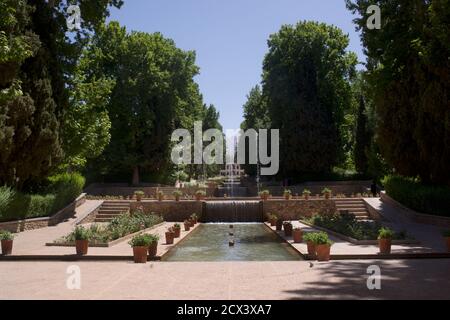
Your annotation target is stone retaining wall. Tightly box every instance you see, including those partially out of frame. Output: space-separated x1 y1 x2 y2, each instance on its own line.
0 193 87 232
381 192 450 228
262 199 336 220
130 201 204 222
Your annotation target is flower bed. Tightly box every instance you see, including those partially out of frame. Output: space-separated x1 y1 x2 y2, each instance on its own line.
303 213 408 241
52 212 163 246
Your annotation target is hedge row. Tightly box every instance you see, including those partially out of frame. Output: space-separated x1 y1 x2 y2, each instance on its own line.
0 173 85 222
383 175 450 217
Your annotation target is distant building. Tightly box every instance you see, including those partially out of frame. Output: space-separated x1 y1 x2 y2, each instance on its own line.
220 163 245 178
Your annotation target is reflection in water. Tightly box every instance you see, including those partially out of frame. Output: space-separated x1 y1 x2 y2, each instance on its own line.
164 224 301 261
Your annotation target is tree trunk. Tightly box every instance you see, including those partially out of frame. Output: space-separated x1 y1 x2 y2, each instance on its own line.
132 166 140 186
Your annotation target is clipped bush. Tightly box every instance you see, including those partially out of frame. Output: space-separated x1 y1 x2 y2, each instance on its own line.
383 175 450 217
47 172 85 213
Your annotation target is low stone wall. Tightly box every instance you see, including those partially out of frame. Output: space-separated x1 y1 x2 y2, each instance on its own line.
85 183 215 198
0 193 87 232
130 201 204 222
381 192 450 228
262 199 336 220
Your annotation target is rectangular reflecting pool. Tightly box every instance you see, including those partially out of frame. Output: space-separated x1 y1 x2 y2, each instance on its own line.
163 224 301 261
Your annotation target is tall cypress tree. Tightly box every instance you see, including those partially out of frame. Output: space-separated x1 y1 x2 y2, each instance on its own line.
354 95 369 174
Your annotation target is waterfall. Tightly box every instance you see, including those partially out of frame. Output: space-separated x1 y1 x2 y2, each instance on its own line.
203 201 262 222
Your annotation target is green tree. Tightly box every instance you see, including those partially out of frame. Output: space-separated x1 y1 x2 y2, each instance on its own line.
262 21 357 177
0 0 122 189
346 0 450 184
354 95 370 174
84 22 209 184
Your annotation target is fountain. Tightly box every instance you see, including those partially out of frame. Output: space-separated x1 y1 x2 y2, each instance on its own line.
203 201 262 222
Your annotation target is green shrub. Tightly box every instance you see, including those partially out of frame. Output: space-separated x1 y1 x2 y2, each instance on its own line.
383 175 450 217
306 213 406 241
73 226 90 241
47 172 85 213
442 230 450 237
0 186 15 216
303 232 319 243
129 234 152 247
312 232 333 246
378 227 395 240
0 230 14 241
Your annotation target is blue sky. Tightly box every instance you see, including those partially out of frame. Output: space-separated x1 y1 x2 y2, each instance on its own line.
108 0 365 130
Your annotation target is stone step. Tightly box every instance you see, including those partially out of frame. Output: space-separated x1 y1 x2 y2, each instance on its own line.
96 213 122 219
94 218 114 223
100 206 130 211
98 209 128 215
102 202 131 206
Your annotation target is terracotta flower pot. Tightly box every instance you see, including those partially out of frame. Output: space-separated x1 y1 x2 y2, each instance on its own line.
269 218 277 227
316 244 331 262
307 241 316 259
158 194 164 201
165 231 175 245
284 224 293 237
192 217 198 224
195 195 204 201
445 237 450 252
75 240 89 256
379 239 392 254
175 195 180 202
189 219 195 228
261 194 269 201
1 240 13 256
284 194 291 200
276 220 283 231
133 246 148 263
136 194 142 202
293 229 303 243
173 226 181 238
184 222 191 231
304 194 310 200
324 193 331 200
148 242 158 258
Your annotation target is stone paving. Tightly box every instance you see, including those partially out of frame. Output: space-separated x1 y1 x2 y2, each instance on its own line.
0 259 449 299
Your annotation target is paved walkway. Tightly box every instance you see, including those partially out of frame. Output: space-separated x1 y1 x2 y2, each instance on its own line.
1 259 449 299
6 200 197 258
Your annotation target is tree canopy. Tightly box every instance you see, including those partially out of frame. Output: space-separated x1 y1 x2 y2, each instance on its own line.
346 0 450 184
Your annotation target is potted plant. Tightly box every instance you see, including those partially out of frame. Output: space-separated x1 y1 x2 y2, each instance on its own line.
313 232 333 262
165 227 175 244
303 189 311 200
293 227 303 243
134 190 145 202
283 222 293 237
191 213 199 224
378 227 394 254
267 214 277 227
73 226 90 256
148 234 160 259
173 190 183 201
129 234 151 263
322 188 332 200
173 224 181 238
276 218 283 231
259 190 270 201
0 231 14 256
443 231 450 252
184 220 191 231
283 189 292 200
157 190 165 201
303 233 318 259
195 190 206 201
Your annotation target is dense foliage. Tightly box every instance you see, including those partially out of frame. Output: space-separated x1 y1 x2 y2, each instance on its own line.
306 213 407 241
0 172 85 221
383 175 450 217
0 0 122 189
82 22 222 184
346 0 450 184
57 212 163 245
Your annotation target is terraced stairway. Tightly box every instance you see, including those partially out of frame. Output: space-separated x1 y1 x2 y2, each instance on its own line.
334 198 372 221
94 201 131 223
